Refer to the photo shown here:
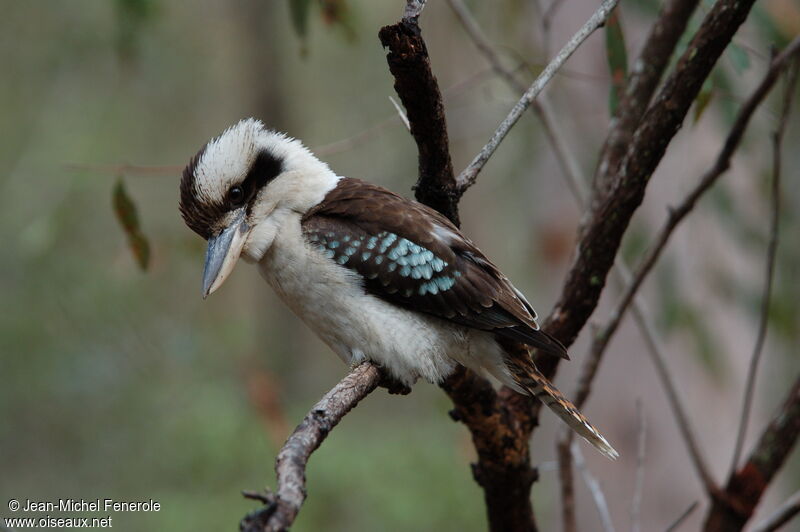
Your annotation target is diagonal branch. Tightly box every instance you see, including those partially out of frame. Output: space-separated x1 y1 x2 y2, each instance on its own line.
594 0 700 195
750 490 800 532
537 0 759 381
564 36 800 495
240 363 382 532
454 0 620 192
703 375 800 531
729 57 799 474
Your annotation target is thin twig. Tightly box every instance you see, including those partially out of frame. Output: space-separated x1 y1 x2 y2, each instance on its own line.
729 58 799 474
65 162 182 176
750 490 800 532
665 501 699 532
557 438 577 532
454 0 619 192
447 0 587 203
449 0 716 515
631 400 647 532
595 0 701 194
389 96 410 131
571 441 616 532
402 0 426 23
702 375 800 530
574 36 800 496
240 362 381 532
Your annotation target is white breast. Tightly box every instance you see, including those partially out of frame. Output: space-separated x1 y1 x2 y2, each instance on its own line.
256 215 513 387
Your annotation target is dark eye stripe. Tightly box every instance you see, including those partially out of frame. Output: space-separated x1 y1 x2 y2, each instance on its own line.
242 150 283 211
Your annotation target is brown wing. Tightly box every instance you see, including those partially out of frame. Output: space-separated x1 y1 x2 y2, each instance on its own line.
302 178 568 358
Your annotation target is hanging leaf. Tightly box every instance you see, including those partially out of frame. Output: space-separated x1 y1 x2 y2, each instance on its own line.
113 178 150 271
288 0 312 55
605 8 628 116
693 77 714 124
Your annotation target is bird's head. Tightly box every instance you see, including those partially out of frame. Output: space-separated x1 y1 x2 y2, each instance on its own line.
179 118 337 298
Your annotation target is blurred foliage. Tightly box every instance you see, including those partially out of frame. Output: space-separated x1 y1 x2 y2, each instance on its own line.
288 0 357 56
114 0 158 64
655 262 727 382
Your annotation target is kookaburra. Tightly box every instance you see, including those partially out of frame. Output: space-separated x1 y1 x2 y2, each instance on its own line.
179 118 617 459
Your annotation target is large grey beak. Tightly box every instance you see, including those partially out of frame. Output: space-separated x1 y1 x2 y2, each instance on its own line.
202 209 249 298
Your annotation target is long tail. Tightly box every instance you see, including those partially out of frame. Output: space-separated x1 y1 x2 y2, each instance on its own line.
507 356 619 460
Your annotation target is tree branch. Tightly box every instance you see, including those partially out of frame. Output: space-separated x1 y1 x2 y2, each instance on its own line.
454 0 620 193
729 56 799 475
563 36 800 495
379 2 459 224
594 0 700 195
379 4 542 530
751 490 800 532
665 501 699 532
537 0 759 381
703 375 800 531
240 363 381 532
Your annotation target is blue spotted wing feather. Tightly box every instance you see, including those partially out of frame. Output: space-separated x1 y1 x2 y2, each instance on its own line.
301 178 568 359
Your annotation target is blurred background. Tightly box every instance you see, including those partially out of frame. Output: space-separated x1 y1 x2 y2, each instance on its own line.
1 1 798 530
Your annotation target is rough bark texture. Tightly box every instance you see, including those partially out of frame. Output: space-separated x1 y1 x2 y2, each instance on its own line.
703 377 800 531
382 1 760 530
240 363 382 532
595 0 700 193
379 21 460 225
380 13 541 530
536 0 758 382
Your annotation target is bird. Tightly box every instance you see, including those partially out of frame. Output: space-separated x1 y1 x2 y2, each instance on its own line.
179 118 618 459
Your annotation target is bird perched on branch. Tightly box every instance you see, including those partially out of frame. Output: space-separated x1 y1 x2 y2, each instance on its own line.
179 118 617 459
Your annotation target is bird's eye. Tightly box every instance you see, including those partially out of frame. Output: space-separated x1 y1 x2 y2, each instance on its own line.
228 186 245 207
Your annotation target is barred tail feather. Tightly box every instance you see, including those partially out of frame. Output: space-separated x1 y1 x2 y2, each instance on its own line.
510 361 619 460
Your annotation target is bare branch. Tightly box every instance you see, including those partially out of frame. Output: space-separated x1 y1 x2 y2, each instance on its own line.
665 501 699 532
454 0 619 192
537 0 759 376
402 0 426 23
379 6 459 223
446 0 587 203
389 96 411 131
568 36 800 494
240 363 381 532
571 442 616 532
631 400 646 532
65 162 182 176
557 435 577 532
595 0 700 194
750 490 800 532
703 375 800 531
449 4 698 474
729 57 799 474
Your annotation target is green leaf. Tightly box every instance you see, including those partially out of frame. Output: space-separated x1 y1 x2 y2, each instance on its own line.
113 178 150 271
693 77 714 124
605 8 628 116
289 0 312 37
